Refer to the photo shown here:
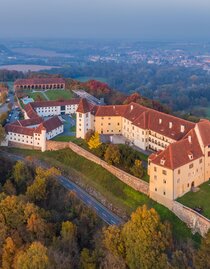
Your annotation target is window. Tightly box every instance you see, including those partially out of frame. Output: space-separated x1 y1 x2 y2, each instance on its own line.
178 169 181 174
208 152 210 157
162 170 167 175
163 191 166 195
86 113 88 118
177 178 180 183
163 179 166 184
117 123 120 125
199 158 202 164
189 163 194 169
154 175 157 180
79 113 82 118
155 188 157 192
154 167 157 172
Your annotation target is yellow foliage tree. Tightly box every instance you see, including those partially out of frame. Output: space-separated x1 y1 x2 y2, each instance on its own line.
88 132 101 150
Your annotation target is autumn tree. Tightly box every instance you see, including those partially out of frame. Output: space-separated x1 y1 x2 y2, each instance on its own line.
13 161 32 189
194 230 210 269
2 237 17 269
80 248 97 269
130 159 144 178
14 242 49 269
88 132 101 150
26 167 60 202
85 129 94 142
104 144 121 165
122 205 171 269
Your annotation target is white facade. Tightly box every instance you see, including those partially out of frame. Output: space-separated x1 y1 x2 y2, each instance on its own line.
7 129 47 152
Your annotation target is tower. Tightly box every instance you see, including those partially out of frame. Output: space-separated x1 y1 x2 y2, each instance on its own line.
76 98 93 139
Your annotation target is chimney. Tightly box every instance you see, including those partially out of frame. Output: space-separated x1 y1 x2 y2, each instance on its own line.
113 106 116 110
188 135 192 143
159 118 162 124
169 122 172 129
130 104 133 111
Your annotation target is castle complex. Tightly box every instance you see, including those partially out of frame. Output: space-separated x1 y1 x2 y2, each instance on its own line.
4 92 210 204
76 98 210 204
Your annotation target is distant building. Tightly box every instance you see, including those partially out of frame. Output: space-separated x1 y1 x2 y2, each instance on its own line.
14 78 66 91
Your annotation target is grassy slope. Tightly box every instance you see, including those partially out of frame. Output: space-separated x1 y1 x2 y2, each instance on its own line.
4 147 200 243
177 181 210 219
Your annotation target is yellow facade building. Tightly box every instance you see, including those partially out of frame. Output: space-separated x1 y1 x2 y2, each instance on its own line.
76 98 210 203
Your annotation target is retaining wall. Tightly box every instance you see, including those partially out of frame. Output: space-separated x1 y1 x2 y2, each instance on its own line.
46 140 149 195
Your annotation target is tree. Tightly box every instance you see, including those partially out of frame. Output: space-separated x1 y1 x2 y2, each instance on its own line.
88 132 101 150
122 205 172 269
2 180 17 196
0 125 6 144
85 129 94 142
194 230 210 269
61 221 77 242
27 213 46 240
26 177 47 202
26 167 60 202
103 226 125 258
80 248 97 269
14 242 49 269
104 144 121 165
130 160 144 178
2 237 17 269
0 196 25 230
13 161 32 188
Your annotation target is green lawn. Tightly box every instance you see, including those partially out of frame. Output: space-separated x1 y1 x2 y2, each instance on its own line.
3 147 200 243
45 90 73 100
177 181 210 219
28 92 47 101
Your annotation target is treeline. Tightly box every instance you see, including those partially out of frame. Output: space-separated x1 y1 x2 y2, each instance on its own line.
0 70 25 82
0 157 209 268
48 62 210 117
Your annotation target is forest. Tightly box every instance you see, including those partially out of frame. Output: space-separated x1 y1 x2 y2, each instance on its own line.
0 156 209 269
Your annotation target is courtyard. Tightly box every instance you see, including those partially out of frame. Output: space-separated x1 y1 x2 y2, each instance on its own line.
177 180 210 219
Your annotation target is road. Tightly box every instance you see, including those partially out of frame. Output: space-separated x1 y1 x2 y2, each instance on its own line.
0 151 123 226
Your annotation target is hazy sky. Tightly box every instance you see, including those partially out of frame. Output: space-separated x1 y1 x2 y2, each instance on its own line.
0 0 210 40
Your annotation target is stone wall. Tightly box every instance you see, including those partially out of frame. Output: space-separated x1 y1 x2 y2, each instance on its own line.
150 191 210 236
172 201 210 236
46 140 149 195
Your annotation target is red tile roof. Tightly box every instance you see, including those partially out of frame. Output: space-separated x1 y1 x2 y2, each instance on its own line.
196 119 210 147
31 98 80 108
42 116 63 132
14 78 65 86
150 129 203 170
77 98 95 113
5 116 63 136
90 102 195 141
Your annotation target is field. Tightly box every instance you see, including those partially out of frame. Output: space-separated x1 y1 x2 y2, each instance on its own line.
45 89 73 100
177 181 210 219
3 147 200 243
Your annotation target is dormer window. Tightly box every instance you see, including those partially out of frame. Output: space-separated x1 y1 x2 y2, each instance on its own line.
181 125 185 133
169 122 172 129
159 119 162 124
188 153 193 160
160 158 166 165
